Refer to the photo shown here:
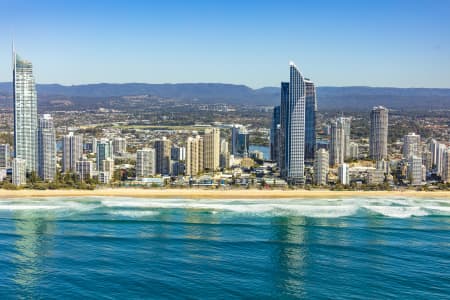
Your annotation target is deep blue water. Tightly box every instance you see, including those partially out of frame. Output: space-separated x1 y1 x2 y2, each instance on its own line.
0 196 449 299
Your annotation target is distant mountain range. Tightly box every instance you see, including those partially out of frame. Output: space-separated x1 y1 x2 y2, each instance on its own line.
1 82 449 111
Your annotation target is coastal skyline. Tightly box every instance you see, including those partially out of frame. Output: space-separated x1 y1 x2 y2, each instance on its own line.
1 0 450 88
0 2 449 299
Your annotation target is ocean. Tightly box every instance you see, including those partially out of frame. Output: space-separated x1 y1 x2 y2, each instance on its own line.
0 196 449 299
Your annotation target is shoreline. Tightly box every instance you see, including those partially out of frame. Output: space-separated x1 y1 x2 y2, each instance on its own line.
0 188 449 199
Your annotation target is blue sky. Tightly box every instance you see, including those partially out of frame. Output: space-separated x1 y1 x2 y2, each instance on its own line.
0 0 449 88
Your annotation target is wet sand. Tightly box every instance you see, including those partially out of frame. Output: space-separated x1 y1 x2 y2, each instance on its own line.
0 188 448 199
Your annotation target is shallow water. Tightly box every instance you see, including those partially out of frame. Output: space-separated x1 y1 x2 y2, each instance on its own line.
0 196 449 299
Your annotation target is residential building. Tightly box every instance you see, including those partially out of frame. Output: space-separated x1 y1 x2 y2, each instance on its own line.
349 142 359 160
236 127 249 157
443 148 450 183
338 163 349 185
314 148 329 185
102 158 114 180
369 106 389 160
220 152 230 169
136 148 156 178
231 124 242 156
98 171 111 184
422 150 432 171
38 114 56 181
330 117 351 166
0 144 10 169
220 138 230 169
203 128 220 171
171 146 186 161
62 132 83 173
75 160 93 181
186 135 203 176
376 159 390 175
12 158 26 186
96 139 113 172
113 137 127 154
403 133 421 158
91 137 97 154
436 143 447 176
155 137 172 175
172 161 185 176
408 155 423 186
220 139 229 155
429 139 439 167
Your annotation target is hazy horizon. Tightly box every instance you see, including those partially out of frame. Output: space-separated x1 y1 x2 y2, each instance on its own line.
2 80 450 90
1 0 450 88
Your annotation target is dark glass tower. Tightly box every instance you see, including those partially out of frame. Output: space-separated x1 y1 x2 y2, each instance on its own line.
304 78 317 164
270 105 280 162
279 81 289 174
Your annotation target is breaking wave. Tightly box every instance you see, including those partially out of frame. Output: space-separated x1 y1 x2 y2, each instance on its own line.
0 196 448 219
109 210 160 218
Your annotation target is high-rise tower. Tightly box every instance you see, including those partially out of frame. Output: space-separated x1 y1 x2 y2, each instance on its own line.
281 62 306 184
304 78 317 164
154 137 172 175
38 114 56 181
403 133 421 158
369 106 389 160
13 50 38 173
62 132 83 173
330 117 351 166
203 128 220 171
279 82 289 171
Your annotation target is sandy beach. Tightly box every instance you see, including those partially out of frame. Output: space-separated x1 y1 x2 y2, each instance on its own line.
0 188 448 199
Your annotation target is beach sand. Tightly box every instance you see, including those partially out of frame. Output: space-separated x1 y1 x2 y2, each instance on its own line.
0 188 449 199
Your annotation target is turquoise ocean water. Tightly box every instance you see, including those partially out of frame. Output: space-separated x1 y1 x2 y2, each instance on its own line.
0 196 449 299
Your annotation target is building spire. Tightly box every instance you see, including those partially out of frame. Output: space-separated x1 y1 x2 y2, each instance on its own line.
12 40 15 71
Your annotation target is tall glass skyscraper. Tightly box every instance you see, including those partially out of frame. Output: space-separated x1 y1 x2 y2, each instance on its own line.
38 114 56 181
281 62 306 184
304 78 317 164
13 51 38 173
279 82 289 172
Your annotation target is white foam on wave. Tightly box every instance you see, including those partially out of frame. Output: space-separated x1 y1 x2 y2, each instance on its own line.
275 204 359 218
422 206 450 215
363 205 429 218
0 196 448 218
100 199 359 218
0 200 100 212
109 210 160 218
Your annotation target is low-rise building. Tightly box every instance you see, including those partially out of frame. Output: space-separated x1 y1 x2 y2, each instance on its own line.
76 160 93 181
12 158 26 186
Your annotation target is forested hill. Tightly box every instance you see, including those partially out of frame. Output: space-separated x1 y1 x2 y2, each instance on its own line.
0 82 449 111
